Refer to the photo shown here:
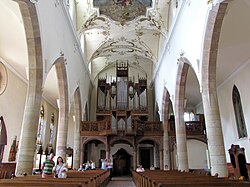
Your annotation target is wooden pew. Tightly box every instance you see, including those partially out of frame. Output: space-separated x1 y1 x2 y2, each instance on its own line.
0 169 110 187
132 170 250 187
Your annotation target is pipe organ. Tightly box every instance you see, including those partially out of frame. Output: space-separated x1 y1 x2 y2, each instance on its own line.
96 62 148 134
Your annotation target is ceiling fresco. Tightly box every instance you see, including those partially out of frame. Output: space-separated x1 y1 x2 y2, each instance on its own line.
93 0 152 24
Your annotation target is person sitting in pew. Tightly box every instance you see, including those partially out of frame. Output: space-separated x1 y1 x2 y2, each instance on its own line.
53 156 68 178
42 153 55 178
164 164 170 171
150 165 155 170
136 165 145 172
78 165 84 171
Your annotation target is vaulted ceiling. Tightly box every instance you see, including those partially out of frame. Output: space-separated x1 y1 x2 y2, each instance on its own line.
2 0 249 111
77 0 170 80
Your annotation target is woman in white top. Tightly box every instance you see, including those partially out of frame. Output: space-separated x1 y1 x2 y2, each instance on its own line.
53 156 68 178
136 165 145 172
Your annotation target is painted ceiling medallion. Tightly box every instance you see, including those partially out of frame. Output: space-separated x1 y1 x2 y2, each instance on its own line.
93 0 152 24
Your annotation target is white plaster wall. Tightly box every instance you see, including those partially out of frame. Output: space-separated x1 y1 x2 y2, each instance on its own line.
0 64 59 162
0 66 26 162
217 61 250 162
36 0 92 116
187 139 207 169
42 101 59 150
154 0 209 119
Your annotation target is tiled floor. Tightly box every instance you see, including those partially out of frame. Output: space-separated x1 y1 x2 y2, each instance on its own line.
106 176 136 187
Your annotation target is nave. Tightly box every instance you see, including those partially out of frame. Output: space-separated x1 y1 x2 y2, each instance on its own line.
107 176 135 187
1 169 250 187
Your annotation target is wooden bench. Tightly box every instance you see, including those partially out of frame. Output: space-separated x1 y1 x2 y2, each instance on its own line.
132 170 250 187
0 169 110 187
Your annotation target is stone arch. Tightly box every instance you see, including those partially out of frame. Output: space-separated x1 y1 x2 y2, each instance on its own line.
81 137 107 147
73 87 82 168
137 137 162 169
162 87 171 169
80 136 107 165
84 102 89 121
137 137 162 148
14 0 43 175
174 58 190 172
201 2 228 177
110 137 134 147
162 87 170 125
54 57 69 160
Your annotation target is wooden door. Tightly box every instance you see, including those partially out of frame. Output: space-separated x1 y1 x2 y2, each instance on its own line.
113 148 131 175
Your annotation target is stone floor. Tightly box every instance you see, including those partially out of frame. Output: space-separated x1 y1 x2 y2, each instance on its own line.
106 176 136 187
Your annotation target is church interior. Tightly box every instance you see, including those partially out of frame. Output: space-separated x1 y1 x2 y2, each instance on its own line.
1 0 250 186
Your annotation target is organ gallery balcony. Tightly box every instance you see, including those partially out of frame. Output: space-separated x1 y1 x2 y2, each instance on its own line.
80 120 163 136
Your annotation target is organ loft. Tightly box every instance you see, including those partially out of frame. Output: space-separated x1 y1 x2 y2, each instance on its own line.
81 62 163 175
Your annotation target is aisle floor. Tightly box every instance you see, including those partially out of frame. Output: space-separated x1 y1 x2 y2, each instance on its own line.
106 176 136 187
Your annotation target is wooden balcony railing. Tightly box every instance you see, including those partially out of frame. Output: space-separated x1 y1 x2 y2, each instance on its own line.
81 120 163 136
81 120 112 136
133 120 163 136
169 120 206 136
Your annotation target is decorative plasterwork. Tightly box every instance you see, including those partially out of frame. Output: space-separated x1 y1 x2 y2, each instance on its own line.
93 0 152 24
90 37 155 62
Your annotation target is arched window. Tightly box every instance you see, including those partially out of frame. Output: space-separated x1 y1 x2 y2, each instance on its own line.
49 113 55 147
37 105 44 145
232 85 247 138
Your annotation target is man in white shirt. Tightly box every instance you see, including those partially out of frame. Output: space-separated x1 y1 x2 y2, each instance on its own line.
101 159 107 170
107 159 113 180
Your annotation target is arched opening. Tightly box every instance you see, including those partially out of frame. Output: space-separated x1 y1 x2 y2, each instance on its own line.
113 148 131 176
83 139 105 168
138 139 159 169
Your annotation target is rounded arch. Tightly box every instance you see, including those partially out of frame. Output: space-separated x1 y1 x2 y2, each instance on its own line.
81 137 107 148
174 57 190 171
73 87 82 124
187 137 207 144
162 87 170 123
201 2 229 177
14 0 44 175
72 87 82 168
137 137 161 148
83 102 89 121
109 137 134 147
201 3 228 94
54 56 69 159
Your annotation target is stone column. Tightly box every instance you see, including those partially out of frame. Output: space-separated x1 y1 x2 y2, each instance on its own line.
16 91 42 175
73 119 80 169
56 108 68 161
202 92 228 177
175 112 188 171
80 146 84 165
133 148 137 170
163 121 171 170
160 149 163 170
153 145 157 166
106 142 110 159
14 0 43 176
